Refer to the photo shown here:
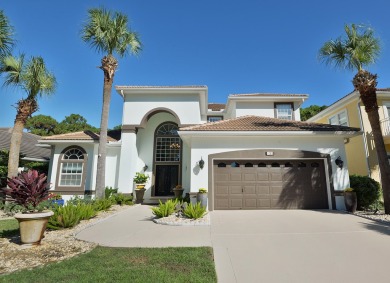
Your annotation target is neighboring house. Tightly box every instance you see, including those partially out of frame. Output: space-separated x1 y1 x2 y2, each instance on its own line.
0 128 50 162
38 86 360 210
308 88 390 184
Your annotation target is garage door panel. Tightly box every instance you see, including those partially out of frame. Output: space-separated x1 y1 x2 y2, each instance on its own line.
214 159 328 210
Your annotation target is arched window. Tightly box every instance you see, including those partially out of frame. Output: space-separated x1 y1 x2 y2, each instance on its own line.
285 162 293 167
258 162 267 167
311 162 320 168
155 122 181 162
230 161 240 168
58 146 87 188
245 162 253 167
298 162 307 167
217 162 227 167
271 162 280 167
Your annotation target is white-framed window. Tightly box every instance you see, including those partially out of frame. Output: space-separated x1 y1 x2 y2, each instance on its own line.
329 110 348 126
275 103 293 120
207 116 223 122
58 147 86 187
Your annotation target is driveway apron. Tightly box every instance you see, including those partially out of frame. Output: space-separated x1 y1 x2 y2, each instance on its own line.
76 205 390 283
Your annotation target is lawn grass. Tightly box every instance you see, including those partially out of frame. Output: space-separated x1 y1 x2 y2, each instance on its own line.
0 246 217 283
0 218 19 237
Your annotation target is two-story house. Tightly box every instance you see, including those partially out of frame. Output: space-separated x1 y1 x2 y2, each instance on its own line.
308 88 390 185
38 86 359 210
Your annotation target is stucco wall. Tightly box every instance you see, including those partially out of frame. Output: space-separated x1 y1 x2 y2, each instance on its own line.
122 93 202 125
184 135 350 210
233 101 302 121
105 146 121 189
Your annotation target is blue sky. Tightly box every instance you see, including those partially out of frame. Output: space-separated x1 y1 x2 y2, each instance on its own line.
1 0 390 128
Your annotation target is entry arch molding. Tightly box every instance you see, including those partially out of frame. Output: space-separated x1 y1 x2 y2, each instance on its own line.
207 149 335 211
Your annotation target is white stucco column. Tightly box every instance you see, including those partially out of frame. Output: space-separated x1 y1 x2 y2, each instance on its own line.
117 129 138 193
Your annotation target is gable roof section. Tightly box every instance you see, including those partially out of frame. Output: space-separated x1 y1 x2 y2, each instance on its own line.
180 115 360 132
0 128 50 161
41 130 121 142
208 103 225 111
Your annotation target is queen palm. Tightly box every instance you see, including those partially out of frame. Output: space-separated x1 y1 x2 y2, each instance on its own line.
81 8 141 198
319 24 390 213
0 10 14 57
0 55 56 178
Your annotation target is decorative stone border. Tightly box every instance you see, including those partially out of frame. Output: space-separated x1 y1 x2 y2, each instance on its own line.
152 213 210 226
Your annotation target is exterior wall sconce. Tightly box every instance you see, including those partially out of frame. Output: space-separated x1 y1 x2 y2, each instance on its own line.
198 158 205 169
143 165 148 172
335 156 343 169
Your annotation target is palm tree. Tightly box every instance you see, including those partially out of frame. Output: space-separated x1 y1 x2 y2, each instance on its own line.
319 24 390 213
0 55 56 178
81 8 141 199
0 10 14 57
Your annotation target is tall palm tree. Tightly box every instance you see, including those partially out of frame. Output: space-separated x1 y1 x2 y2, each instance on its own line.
0 10 14 57
319 24 390 213
0 55 56 178
81 8 141 199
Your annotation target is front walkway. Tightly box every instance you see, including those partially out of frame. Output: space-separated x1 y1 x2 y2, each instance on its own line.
76 205 390 283
76 204 211 247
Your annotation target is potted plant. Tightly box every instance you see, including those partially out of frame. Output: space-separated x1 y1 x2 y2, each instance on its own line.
344 187 357 213
0 170 53 245
173 185 184 198
49 193 64 206
133 172 149 204
197 188 208 209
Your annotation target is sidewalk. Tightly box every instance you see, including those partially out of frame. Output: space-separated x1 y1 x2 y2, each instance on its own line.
76 204 212 247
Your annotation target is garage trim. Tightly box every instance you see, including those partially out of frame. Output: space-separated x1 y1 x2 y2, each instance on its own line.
207 149 334 211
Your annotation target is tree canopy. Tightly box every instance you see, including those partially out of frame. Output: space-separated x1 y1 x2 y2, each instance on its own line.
300 105 327 121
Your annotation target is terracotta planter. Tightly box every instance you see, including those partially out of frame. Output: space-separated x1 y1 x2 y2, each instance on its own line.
197 193 208 209
344 191 357 213
14 211 54 245
173 188 184 198
135 187 146 204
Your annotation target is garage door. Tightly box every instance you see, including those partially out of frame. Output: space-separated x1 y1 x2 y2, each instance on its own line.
214 160 328 210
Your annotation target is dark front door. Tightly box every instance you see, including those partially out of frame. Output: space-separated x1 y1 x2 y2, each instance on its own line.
155 165 179 196
153 122 182 197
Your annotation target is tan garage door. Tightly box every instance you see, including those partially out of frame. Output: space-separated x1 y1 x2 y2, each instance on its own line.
214 160 328 210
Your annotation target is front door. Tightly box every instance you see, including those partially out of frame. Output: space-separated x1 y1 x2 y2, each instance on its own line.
153 122 182 196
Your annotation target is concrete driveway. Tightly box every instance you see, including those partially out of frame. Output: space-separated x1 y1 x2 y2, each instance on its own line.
76 205 390 283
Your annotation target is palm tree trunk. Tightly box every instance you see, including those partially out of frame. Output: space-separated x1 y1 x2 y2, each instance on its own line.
7 98 38 178
353 70 390 213
95 55 117 199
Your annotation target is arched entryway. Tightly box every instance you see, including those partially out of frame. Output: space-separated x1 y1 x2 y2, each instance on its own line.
153 122 182 196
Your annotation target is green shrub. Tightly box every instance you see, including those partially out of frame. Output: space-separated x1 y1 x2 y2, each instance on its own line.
111 193 133 206
47 203 97 230
47 205 82 230
68 195 94 205
105 187 118 199
349 174 381 210
183 202 207 219
93 198 113 211
151 199 178 218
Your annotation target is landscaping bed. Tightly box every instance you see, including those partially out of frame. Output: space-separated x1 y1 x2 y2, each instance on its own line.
0 204 132 275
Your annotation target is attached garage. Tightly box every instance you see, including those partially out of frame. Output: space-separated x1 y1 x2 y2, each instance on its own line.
214 159 328 210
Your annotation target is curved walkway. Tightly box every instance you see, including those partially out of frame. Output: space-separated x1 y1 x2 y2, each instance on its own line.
76 205 390 283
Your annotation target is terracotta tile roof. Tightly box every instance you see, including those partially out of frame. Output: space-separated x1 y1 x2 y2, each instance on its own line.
208 103 225 111
116 85 207 89
230 93 308 97
0 128 50 161
180 116 360 132
41 130 121 142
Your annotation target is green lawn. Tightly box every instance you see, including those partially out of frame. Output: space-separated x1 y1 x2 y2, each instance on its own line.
0 218 19 237
0 246 217 283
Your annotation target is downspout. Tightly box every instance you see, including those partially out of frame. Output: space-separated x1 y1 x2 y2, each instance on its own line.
357 102 371 177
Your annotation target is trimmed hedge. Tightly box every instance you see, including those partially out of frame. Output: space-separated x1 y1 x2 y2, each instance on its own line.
349 174 381 210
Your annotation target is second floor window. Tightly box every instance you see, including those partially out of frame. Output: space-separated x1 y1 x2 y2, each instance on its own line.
208 116 223 122
275 103 293 120
329 110 348 126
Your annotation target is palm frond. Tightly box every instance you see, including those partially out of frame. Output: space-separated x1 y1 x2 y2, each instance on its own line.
319 23 380 72
0 54 24 87
81 7 142 58
0 10 15 57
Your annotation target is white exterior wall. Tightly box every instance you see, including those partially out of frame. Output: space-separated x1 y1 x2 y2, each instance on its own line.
122 93 203 125
294 102 301 121
185 135 349 210
234 102 275 118
48 142 97 191
105 145 121 189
